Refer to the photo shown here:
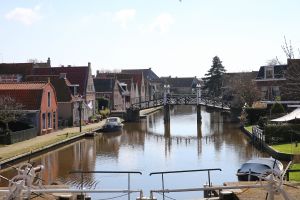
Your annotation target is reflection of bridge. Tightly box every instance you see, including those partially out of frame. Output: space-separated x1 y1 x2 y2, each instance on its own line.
130 94 230 111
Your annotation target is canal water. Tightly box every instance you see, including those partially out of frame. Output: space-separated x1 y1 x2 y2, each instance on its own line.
0 106 267 199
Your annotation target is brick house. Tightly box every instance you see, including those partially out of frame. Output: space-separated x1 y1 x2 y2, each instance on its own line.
96 72 145 105
26 75 87 126
159 76 201 95
93 78 129 111
121 68 160 100
254 64 287 101
0 82 58 135
32 63 96 118
0 58 51 83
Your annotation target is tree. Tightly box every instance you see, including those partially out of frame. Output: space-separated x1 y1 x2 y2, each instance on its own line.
203 56 226 98
281 61 300 100
0 96 24 134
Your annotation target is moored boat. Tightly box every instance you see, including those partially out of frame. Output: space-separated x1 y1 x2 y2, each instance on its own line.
101 117 124 132
236 157 284 181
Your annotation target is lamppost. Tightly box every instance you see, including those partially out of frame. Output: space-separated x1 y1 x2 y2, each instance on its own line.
196 84 201 105
163 84 170 105
196 83 202 125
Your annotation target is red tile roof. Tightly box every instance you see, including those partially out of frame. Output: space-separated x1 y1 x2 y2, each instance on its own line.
26 75 73 102
32 66 89 95
0 63 35 77
0 82 47 110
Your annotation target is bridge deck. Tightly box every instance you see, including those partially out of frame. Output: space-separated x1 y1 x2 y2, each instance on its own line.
130 96 230 111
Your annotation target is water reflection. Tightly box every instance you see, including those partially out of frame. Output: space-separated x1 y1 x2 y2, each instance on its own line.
0 105 267 199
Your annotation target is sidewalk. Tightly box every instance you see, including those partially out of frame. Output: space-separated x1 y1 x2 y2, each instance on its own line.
0 121 105 164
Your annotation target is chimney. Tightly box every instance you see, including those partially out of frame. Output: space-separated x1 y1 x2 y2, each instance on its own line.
47 57 51 67
59 73 67 79
88 62 91 68
96 70 99 76
68 65 71 67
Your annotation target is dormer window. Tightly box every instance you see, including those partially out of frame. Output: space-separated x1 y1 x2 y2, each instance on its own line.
265 66 274 79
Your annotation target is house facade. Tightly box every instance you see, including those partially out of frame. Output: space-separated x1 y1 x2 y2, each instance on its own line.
93 78 129 111
0 82 58 135
159 76 201 95
32 62 96 118
255 64 287 101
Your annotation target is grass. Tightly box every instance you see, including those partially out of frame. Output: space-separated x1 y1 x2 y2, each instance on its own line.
244 125 253 133
289 163 300 182
271 143 300 154
0 131 82 162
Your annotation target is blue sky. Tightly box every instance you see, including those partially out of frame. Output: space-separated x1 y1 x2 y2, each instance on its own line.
1 0 300 77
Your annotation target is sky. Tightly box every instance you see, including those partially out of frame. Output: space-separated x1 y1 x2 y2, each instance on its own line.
1 0 300 78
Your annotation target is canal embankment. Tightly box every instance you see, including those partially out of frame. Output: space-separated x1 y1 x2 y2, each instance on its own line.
139 106 163 118
241 125 296 161
0 120 105 167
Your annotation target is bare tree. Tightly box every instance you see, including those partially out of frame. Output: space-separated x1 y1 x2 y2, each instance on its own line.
281 61 300 100
0 96 24 133
281 36 295 59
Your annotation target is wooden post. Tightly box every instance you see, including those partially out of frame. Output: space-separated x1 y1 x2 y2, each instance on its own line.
197 105 202 124
164 105 170 124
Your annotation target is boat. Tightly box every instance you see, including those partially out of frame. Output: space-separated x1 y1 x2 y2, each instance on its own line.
236 157 284 181
101 117 124 132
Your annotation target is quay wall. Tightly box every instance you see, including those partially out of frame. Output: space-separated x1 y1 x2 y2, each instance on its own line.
241 126 293 161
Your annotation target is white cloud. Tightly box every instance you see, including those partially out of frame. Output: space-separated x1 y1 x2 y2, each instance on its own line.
113 9 136 28
141 13 175 34
5 6 41 25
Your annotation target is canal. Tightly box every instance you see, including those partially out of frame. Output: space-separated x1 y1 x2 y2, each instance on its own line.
0 106 267 199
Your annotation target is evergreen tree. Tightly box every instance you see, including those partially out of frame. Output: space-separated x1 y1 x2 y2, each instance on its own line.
203 56 226 97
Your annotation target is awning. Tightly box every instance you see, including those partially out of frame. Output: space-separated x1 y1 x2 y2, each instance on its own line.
271 108 300 122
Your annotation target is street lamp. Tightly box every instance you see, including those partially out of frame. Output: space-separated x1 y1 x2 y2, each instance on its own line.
196 84 201 105
163 84 170 105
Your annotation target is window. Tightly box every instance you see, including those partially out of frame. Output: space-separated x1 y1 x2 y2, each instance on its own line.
53 112 56 129
48 92 51 107
265 66 274 79
42 113 46 129
48 112 51 128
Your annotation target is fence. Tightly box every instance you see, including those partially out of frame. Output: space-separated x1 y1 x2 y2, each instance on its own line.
0 127 37 144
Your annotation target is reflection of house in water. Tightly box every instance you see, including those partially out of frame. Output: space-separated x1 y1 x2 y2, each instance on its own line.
96 134 122 159
38 139 97 185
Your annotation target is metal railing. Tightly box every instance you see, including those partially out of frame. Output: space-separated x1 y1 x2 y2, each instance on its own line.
69 170 143 200
149 168 222 200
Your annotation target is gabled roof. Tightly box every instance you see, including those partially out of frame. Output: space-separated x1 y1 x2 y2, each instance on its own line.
0 63 35 77
256 65 287 79
32 66 89 95
97 72 143 89
0 82 49 110
26 75 73 102
121 68 159 81
93 78 115 93
160 77 201 88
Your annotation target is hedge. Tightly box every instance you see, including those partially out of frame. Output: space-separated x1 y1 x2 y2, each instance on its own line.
245 108 268 125
264 124 300 144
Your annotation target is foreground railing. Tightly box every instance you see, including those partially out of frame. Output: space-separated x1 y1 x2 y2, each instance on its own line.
69 170 143 200
149 168 222 200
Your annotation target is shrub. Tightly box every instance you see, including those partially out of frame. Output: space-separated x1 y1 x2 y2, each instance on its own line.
271 102 285 114
245 108 268 125
264 124 300 144
99 108 110 119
